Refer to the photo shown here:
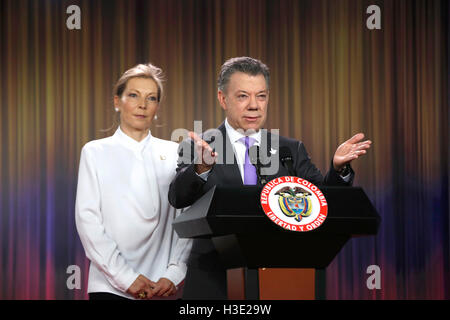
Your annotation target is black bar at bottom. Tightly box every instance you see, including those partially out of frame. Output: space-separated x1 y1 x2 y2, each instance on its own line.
244 268 260 300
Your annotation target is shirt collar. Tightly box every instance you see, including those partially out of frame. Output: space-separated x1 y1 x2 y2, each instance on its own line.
224 118 261 145
114 126 152 152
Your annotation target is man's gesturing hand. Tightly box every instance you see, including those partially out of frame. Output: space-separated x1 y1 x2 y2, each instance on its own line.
333 133 372 171
189 131 218 174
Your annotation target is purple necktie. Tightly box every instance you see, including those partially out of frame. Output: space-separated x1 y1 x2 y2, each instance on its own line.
240 136 257 185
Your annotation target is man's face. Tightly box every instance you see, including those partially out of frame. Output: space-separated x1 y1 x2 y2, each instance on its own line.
218 72 269 132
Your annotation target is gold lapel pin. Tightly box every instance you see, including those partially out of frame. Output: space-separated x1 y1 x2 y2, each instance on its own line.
160 155 166 160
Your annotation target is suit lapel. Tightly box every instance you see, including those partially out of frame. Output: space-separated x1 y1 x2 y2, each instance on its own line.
213 123 243 186
260 131 291 181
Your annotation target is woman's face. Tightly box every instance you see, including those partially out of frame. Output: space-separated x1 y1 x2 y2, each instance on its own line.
114 77 159 135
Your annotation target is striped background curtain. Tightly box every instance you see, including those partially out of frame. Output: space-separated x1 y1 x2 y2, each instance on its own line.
0 0 448 299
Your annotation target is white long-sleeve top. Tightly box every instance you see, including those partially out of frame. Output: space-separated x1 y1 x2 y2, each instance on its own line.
75 127 192 299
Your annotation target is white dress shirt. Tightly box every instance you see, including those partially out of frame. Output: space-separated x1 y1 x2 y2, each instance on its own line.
75 127 192 299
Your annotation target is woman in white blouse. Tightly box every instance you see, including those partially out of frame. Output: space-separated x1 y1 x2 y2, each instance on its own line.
75 63 191 300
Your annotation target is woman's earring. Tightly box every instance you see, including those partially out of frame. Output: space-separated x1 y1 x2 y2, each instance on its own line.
154 114 158 120
115 108 119 112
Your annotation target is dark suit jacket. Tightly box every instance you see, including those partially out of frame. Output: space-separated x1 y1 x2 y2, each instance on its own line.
168 122 354 297
169 122 353 207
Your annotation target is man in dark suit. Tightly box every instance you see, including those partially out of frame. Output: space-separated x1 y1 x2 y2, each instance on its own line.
168 57 371 299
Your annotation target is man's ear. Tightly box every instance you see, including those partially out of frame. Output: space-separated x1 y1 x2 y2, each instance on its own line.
217 90 227 111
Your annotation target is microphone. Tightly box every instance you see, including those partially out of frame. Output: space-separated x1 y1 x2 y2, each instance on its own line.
279 146 295 176
248 145 267 185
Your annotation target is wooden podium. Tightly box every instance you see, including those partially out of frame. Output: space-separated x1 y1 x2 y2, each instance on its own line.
173 185 380 300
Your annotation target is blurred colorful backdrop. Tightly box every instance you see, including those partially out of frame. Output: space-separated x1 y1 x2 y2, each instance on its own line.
0 0 448 299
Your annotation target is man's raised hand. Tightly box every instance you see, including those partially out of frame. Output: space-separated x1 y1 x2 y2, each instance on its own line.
189 131 218 174
333 133 372 171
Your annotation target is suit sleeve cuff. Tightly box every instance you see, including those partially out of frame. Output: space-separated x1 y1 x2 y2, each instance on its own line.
340 171 352 182
196 169 211 181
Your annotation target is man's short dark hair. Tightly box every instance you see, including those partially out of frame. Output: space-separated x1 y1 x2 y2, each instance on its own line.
217 57 270 93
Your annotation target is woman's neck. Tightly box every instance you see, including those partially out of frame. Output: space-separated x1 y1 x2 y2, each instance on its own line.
120 125 149 142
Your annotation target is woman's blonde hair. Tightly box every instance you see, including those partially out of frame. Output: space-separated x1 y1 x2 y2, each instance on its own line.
113 63 164 101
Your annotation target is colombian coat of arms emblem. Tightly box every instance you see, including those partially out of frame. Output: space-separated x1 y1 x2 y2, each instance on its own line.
260 176 328 232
